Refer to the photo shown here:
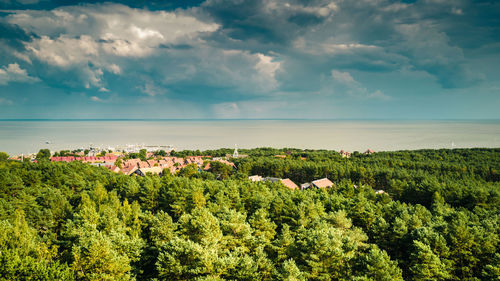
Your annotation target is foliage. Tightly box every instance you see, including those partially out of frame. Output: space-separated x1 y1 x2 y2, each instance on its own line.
0 152 8 162
0 148 498 280
36 149 51 161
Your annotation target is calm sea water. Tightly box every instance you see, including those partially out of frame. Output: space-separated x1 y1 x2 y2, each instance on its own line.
0 120 499 155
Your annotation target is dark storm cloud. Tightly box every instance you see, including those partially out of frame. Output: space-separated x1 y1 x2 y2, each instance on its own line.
0 0 499 119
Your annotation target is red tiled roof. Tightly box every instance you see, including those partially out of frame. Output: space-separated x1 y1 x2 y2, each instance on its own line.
106 165 121 173
281 178 299 190
203 163 211 171
147 160 158 166
312 178 334 188
121 165 138 175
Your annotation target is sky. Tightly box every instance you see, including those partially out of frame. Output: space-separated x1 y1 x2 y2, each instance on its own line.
0 0 499 119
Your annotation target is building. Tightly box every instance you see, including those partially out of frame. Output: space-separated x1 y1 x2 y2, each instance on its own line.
365 149 374 154
312 178 334 188
340 150 351 158
248 175 263 182
301 183 311 190
263 177 281 183
106 165 121 173
280 178 299 190
121 165 138 175
233 145 238 158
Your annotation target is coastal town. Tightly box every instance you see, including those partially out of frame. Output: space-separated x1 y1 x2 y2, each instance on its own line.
8 144 378 192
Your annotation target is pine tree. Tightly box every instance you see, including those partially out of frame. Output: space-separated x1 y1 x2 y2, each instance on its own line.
409 241 451 281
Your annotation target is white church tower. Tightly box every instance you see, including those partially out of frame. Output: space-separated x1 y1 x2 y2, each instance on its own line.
233 144 239 158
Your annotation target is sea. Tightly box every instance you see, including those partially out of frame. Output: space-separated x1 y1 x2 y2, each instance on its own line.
0 119 499 155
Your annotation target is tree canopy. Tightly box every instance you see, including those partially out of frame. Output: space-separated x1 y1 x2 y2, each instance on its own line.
0 147 498 280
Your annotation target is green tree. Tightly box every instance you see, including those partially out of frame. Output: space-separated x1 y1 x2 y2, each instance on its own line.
357 246 403 281
409 241 451 281
0 152 8 162
177 164 199 178
139 149 147 161
36 149 51 161
155 150 167 156
280 259 305 281
0 210 75 280
209 161 233 180
482 253 500 280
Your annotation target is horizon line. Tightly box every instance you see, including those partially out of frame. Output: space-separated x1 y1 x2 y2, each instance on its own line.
1 118 500 121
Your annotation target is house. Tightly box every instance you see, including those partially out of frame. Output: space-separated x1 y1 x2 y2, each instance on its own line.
50 155 118 163
312 178 334 188
123 158 141 166
280 178 299 190
340 150 351 158
263 177 281 183
365 149 374 154
106 165 121 173
185 156 205 165
147 159 158 167
301 183 311 190
132 167 164 177
121 165 138 175
248 175 263 182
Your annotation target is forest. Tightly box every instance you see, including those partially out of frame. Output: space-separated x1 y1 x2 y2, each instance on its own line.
0 148 499 280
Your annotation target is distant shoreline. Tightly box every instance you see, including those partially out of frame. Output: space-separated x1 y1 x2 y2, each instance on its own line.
1 119 499 155
1 118 500 122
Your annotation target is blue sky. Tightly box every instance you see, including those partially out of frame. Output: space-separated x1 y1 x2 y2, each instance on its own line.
0 0 499 119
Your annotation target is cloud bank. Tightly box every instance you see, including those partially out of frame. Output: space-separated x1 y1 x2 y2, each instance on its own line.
0 0 499 119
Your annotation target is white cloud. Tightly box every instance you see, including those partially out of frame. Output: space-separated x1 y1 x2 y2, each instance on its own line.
331 70 355 84
6 3 219 89
90 96 103 102
139 81 167 97
0 63 39 85
331 69 390 100
27 35 98 67
321 43 378 55
219 50 281 92
293 37 379 56
265 1 339 18
158 48 282 94
8 4 219 58
254 53 281 88
368 90 391 100
108 64 121 75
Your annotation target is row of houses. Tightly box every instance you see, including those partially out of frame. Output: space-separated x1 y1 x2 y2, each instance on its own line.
249 175 334 191
116 156 237 177
341 149 375 158
118 156 209 176
50 156 118 163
